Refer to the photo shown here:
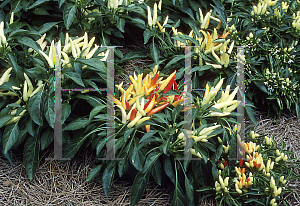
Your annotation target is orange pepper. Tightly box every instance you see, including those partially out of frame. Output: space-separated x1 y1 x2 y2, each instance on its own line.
145 95 156 113
148 102 170 116
145 125 150 132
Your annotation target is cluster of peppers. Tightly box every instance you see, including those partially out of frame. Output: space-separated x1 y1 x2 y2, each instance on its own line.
114 67 184 131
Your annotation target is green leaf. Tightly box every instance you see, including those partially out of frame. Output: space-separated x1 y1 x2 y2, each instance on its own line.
75 94 104 107
139 130 157 143
27 89 44 126
23 135 40 180
130 171 150 206
191 65 213 72
62 102 71 124
18 37 41 54
44 93 55 129
102 161 116 198
184 173 194 204
165 55 185 68
59 0 66 8
124 128 134 142
33 7 50 15
150 42 160 66
2 122 19 154
0 114 14 129
121 51 147 63
63 117 90 131
163 155 175 184
151 160 162 186
172 172 187 205
63 130 89 159
213 144 223 162
143 151 162 173
40 128 53 150
26 118 35 137
116 18 125 33
245 99 257 126
63 4 77 30
11 0 22 13
28 0 50 9
131 147 145 172
86 164 102 181
143 29 152 44
63 71 85 87
89 105 106 121
39 22 59 34
75 58 106 72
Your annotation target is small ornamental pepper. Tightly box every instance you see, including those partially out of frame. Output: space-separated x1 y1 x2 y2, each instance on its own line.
130 109 137 121
223 160 228 167
163 75 175 94
221 31 230 39
145 125 150 132
148 102 170 116
125 99 130 109
144 99 151 110
239 158 243 167
145 95 156 113
149 71 160 88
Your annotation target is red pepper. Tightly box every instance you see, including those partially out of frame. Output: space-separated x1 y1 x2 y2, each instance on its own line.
173 81 179 91
241 168 245 174
144 99 151 110
163 75 175 94
125 100 130 109
245 177 250 183
223 160 228 167
239 158 243 167
253 161 257 167
256 163 261 169
148 102 170 116
130 109 137 121
149 71 160 88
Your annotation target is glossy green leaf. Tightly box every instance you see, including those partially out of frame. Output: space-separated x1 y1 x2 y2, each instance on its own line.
62 102 71 124
2 122 19 154
24 134 40 180
18 37 41 54
143 151 162 173
143 29 152 44
63 71 85 87
150 42 160 66
86 164 102 182
28 89 44 126
39 22 59 34
63 117 90 131
0 114 14 129
151 160 162 186
116 18 125 32
130 171 150 206
63 4 77 30
75 94 104 107
102 161 116 198
28 0 50 9
44 93 55 129
89 105 106 121
121 51 147 63
40 128 54 150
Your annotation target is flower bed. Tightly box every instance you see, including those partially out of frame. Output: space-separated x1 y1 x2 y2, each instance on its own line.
0 0 300 205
